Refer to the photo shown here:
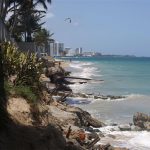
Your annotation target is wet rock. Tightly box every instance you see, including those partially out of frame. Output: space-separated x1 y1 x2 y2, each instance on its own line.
131 125 142 131
133 112 150 130
107 134 116 139
93 128 101 132
87 132 99 140
98 143 129 150
119 124 131 131
84 126 94 132
110 123 118 126
144 122 150 131
67 107 106 128
98 131 105 137
77 93 88 98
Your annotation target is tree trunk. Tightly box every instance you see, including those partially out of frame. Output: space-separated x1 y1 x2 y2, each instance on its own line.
0 39 9 131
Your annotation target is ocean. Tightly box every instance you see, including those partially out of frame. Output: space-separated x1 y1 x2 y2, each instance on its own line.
62 56 150 149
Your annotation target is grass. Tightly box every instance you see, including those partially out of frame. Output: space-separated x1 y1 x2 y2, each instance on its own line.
5 81 38 103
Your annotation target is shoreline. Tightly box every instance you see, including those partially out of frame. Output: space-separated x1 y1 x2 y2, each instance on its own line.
55 58 150 149
5 56 150 150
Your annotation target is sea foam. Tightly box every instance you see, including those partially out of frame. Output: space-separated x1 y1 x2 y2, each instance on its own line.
98 126 150 150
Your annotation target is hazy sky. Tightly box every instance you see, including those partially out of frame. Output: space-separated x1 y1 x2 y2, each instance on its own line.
45 0 150 56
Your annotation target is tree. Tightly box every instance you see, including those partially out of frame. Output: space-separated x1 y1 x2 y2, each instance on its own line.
0 0 52 131
1 0 52 41
33 28 54 53
33 28 53 45
7 6 46 42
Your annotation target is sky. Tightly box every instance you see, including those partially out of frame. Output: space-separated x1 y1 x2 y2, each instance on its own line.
44 0 150 56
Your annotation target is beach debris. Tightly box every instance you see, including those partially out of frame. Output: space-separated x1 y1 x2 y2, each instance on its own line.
86 134 100 149
66 126 72 139
64 76 104 82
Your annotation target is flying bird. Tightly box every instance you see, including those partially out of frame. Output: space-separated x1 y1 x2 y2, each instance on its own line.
64 18 72 23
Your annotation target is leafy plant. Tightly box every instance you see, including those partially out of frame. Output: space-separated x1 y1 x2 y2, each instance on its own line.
2 42 43 88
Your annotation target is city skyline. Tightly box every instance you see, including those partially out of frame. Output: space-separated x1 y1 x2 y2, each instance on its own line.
44 0 150 57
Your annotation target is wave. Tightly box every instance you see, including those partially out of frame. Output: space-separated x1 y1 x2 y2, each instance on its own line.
97 126 150 149
98 126 150 150
69 61 102 79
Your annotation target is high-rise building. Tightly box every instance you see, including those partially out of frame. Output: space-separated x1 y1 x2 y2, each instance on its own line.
48 39 55 56
75 47 83 56
54 42 59 56
58 43 64 56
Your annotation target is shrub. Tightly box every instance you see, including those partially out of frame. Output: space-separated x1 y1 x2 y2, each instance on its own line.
2 42 43 88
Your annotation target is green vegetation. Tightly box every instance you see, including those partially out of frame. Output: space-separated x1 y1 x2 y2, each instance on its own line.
5 81 38 103
2 42 44 103
2 42 43 86
33 28 54 46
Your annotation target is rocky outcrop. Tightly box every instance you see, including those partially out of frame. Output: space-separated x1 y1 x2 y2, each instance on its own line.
70 92 126 101
119 124 131 131
52 101 105 128
133 112 150 130
96 143 129 150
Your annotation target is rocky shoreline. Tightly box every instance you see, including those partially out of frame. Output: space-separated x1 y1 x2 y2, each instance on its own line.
6 58 150 150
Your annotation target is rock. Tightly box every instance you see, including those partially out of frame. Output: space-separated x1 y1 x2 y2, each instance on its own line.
98 143 129 150
75 110 105 128
0 123 68 150
144 122 150 131
98 132 105 137
77 93 88 98
93 128 101 132
65 139 82 149
84 126 94 132
133 112 150 130
131 125 142 131
107 134 116 139
110 123 118 126
119 124 131 131
63 104 105 128
87 132 99 140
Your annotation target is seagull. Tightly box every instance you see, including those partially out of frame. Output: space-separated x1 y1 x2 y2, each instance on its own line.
64 18 72 23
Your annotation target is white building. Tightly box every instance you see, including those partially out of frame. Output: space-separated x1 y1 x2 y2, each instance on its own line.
75 47 82 55
66 49 75 56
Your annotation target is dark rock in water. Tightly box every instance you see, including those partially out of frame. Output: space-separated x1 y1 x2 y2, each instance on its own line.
94 94 126 100
85 126 94 132
74 109 106 128
133 112 150 131
93 129 101 132
119 124 131 131
110 123 118 126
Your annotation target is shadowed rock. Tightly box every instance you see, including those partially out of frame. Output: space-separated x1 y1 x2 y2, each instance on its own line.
133 112 150 130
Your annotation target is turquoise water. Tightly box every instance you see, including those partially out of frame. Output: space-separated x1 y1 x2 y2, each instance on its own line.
64 56 150 96
61 56 150 124
61 56 150 149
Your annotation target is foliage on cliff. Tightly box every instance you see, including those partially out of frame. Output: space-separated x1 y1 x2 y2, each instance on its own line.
2 42 44 102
